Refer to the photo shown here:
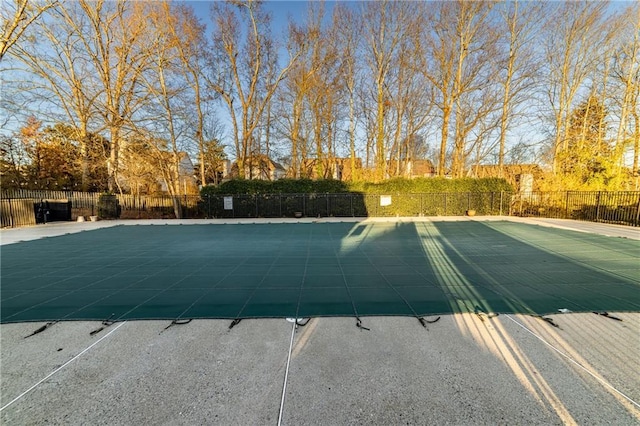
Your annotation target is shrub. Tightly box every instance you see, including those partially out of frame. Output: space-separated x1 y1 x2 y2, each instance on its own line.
201 177 512 197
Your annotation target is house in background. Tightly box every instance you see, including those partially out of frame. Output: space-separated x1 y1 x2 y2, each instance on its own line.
386 159 436 178
228 154 286 180
471 164 544 193
219 156 440 182
158 152 199 194
118 151 198 195
300 157 363 181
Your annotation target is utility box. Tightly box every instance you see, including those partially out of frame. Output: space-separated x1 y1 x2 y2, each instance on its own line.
97 194 121 219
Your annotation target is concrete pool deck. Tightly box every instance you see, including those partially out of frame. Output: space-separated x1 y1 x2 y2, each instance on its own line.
1 217 639 424
1 216 639 246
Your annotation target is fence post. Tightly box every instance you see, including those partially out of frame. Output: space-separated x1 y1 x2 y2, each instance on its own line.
595 191 601 222
326 193 329 217
8 198 14 228
565 192 570 218
519 193 523 216
255 194 258 217
350 194 354 217
499 191 503 216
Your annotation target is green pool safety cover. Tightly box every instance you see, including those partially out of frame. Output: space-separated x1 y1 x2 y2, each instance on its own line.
1 221 638 323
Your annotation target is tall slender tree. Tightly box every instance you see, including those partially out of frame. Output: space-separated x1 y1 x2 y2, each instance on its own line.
361 0 418 180
55 0 154 192
496 1 543 176
165 3 212 187
208 0 300 178
333 4 363 180
10 4 101 190
542 1 607 175
612 5 640 176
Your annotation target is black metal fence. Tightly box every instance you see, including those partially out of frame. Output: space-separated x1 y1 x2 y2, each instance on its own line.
1 189 638 228
510 191 640 226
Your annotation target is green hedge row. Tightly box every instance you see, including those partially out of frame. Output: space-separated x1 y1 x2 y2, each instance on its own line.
201 192 511 218
201 177 513 196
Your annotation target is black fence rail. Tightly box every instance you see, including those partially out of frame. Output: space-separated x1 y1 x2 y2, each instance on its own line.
1 190 638 227
0 190 207 224
511 191 640 226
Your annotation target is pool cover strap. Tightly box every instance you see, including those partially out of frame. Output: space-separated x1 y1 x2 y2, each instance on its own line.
593 311 623 321
534 315 560 328
25 321 57 339
356 318 370 331
89 314 117 335
418 316 441 328
163 318 193 331
229 319 242 329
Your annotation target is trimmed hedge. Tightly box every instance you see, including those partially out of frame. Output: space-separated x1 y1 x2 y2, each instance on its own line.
200 192 511 218
201 177 513 196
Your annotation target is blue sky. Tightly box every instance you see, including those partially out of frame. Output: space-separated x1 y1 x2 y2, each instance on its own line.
183 0 323 35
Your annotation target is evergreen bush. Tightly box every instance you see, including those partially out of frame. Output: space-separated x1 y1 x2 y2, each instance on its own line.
201 177 513 196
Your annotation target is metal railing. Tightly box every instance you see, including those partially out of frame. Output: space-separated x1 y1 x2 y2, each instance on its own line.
1 190 638 228
510 191 640 226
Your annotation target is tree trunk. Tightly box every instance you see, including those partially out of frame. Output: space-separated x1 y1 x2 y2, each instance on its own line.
79 125 89 191
438 104 451 176
376 82 386 181
108 125 119 192
349 89 357 180
633 108 639 177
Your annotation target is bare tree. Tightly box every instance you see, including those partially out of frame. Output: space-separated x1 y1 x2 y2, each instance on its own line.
0 0 58 61
496 1 544 175
57 0 153 192
276 24 311 178
165 3 212 187
331 5 364 180
277 4 347 179
611 5 640 176
361 0 419 181
420 2 458 176
9 4 101 190
208 0 300 178
137 1 194 217
386 23 433 178
542 1 607 175
450 2 497 177
421 1 497 177
306 3 342 178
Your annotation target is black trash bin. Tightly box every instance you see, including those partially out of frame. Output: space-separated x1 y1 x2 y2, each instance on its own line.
35 200 47 224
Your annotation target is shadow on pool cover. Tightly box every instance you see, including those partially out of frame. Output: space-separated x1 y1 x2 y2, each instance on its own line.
1 221 639 324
